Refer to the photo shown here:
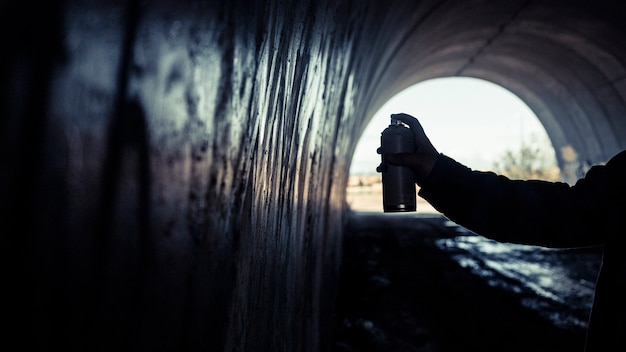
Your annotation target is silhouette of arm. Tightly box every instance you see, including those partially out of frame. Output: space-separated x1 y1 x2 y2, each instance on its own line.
418 152 625 248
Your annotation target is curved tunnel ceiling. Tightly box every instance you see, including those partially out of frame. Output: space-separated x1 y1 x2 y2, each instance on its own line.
364 1 626 181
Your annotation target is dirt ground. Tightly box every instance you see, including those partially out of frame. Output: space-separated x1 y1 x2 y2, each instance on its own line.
331 212 602 352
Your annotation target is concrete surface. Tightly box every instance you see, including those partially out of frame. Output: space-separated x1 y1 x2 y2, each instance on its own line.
334 212 602 352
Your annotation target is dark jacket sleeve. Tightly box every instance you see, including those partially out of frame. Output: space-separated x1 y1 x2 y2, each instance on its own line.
418 151 626 248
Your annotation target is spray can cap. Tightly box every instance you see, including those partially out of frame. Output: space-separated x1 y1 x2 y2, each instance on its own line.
390 117 403 126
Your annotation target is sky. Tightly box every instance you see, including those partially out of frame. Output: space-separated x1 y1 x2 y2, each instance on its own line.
349 77 553 175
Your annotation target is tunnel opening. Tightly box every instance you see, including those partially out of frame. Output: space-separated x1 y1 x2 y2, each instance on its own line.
347 77 559 213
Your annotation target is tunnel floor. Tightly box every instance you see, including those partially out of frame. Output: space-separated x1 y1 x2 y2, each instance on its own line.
332 212 602 352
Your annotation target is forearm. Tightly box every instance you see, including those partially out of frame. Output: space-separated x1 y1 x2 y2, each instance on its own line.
418 154 605 248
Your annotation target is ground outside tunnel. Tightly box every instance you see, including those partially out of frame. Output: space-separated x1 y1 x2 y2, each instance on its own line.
332 211 602 352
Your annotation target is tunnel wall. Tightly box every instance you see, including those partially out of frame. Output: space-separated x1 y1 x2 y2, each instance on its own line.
2 1 626 351
2 1 379 351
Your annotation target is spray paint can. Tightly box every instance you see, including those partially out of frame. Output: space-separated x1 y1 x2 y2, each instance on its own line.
376 117 416 212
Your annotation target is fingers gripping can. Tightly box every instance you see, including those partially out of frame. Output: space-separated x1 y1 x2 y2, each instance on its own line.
376 117 416 212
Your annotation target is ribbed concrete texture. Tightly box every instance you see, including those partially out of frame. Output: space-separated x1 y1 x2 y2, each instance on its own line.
1 1 624 351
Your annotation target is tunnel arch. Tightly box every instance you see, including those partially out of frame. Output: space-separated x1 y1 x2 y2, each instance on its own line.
361 1 626 184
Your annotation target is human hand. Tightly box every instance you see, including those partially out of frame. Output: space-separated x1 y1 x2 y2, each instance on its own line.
385 113 439 184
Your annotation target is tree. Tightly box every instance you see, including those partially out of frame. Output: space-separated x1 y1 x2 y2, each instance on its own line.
493 134 561 181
